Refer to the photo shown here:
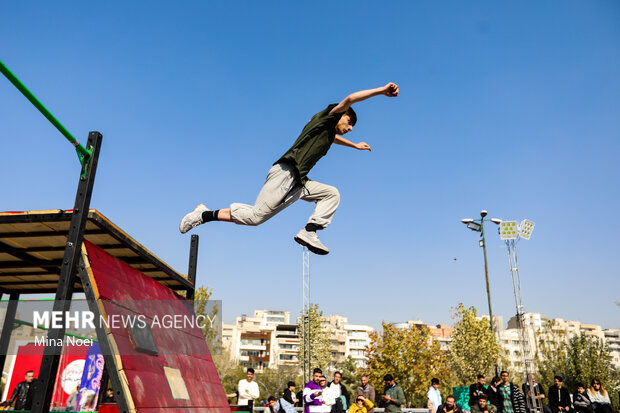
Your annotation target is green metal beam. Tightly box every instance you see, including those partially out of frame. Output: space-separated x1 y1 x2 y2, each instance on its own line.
0 59 92 173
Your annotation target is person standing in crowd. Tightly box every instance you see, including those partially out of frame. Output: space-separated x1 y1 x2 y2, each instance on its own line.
349 396 374 413
237 368 260 406
7 370 37 411
487 376 502 410
66 384 80 411
322 376 337 412
381 374 404 413
328 371 351 413
522 373 551 413
548 376 571 413
469 375 487 409
427 378 442 413
586 379 612 413
303 368 325 413
471 394 497 413
279 382 297 413
283 381 297 405
355 375 376 413
573 383 594 413
437 395 464 413
497 371 526 413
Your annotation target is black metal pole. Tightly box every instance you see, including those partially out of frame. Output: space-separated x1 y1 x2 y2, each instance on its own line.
186 234 199 301
480 212 498 376
31 131 102 413
0 293 20 373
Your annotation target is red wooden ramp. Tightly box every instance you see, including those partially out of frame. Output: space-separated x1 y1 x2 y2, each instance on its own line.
81 240 229 413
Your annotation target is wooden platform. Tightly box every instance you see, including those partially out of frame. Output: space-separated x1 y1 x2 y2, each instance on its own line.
0 210 193 294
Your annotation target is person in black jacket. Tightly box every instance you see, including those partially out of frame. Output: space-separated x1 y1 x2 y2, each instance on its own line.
283 382 297 405
487 376 502 411
469 375 487 408
7 370 37 411
573 383 593 413
497 371 527 413
548 376 571 413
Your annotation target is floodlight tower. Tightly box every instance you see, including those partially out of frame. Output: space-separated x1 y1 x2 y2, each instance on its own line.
301 247 311 385
498 219 540 411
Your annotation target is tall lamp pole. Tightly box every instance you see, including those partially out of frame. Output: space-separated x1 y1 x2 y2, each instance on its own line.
461 211 501 364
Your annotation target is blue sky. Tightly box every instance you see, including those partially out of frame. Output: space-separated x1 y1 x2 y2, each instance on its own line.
1 1 619 330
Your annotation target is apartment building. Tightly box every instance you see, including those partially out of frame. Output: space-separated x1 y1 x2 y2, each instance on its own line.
223 310 373 371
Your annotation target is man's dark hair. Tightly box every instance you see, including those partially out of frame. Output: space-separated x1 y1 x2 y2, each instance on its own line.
334 371 342 377
247 368 255 374
287 381 296 388
268 396 277 402
479 394 488 400
477 374 485 379
500 371 508 376
383 374 394 382
576 383 585 389
554 376 563 382
25 370 34 375
446 395 456 401
431 378 440 385
313 368 322 374
345 108 357 126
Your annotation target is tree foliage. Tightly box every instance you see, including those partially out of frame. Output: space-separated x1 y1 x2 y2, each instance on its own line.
537 325 618 395
297 303 331 372
193 285 221 353
257 366 303 400
364 322 452 408
535 320 569 386
332 355 361 391
448 304 503 385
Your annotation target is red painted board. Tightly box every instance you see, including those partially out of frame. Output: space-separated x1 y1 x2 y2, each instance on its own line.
84 241 229 410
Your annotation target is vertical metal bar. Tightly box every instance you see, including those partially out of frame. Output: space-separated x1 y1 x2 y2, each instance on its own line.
0 293 20 373
480 219 497 375
186 234 199 301
77 255 131 413
31 131 102 413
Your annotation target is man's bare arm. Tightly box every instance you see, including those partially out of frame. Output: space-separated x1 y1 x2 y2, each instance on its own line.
330 82 399 114
334 135 371 151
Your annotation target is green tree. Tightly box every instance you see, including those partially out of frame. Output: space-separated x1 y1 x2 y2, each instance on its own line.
257 366 303 400
364 322 453 408
535 320 569 386
297 303 331 372
566 333 616 391
448 304 503 385
536 326 619 406
333 355 361 391
193 285 221 353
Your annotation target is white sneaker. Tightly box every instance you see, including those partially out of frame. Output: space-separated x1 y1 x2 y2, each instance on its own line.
179 204 209 234
294 228 329 255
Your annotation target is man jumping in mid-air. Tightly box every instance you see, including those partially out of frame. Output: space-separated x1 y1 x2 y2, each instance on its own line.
180 82 399 255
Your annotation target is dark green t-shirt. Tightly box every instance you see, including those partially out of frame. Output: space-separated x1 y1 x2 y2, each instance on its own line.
276 103 344 183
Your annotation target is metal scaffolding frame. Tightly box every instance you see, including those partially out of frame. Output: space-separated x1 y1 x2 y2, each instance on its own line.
301 247 311 385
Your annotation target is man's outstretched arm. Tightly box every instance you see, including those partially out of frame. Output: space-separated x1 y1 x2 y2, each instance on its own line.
334 135 371 151
330 82 399 114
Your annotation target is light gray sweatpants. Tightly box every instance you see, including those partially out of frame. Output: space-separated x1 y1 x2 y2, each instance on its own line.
230 163 340 228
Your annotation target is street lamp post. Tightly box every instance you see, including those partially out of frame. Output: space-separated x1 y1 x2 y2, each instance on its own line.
461 211 501 351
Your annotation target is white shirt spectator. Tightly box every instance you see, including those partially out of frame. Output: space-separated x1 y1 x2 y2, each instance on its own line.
238 379 260 405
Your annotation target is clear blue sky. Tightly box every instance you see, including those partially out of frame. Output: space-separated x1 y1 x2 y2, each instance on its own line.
1 1 619 330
